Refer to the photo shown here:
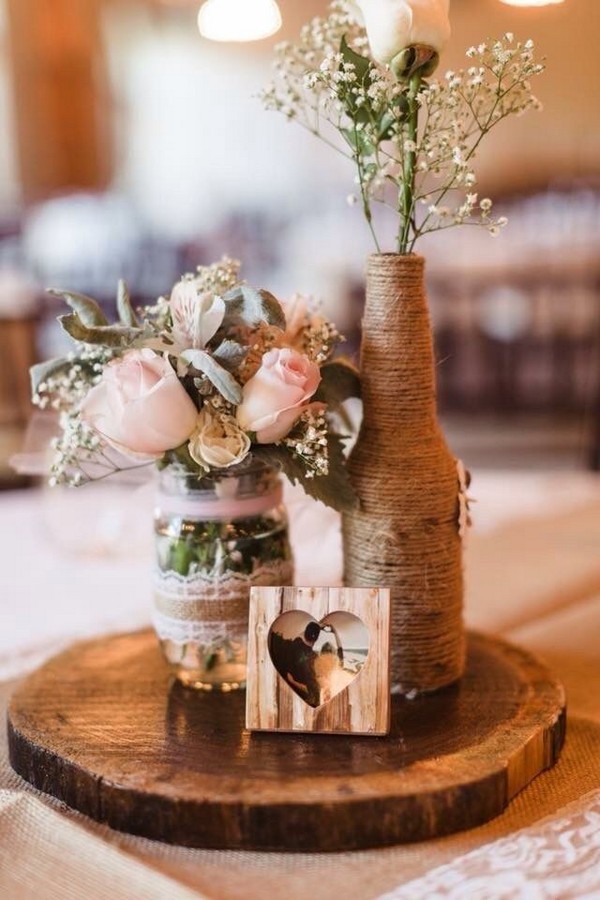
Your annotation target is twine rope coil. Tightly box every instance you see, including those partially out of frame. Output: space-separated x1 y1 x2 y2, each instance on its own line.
343 253 465 694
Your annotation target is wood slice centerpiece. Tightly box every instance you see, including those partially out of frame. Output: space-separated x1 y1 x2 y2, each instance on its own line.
7 629 566 851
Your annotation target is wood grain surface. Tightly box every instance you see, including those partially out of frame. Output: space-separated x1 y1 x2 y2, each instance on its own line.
246 586 391 735
7 630 566 851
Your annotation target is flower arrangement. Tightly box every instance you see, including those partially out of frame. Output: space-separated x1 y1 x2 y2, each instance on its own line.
32 257 359 511
263 0 545 253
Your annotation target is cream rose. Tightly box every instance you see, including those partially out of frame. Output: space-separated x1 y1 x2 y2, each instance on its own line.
81 349 198 458
354 0 450 70
188 408 251 471
170 276 225 349
236 348 321 444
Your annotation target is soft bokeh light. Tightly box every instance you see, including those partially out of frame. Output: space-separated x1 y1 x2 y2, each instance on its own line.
197 0 282 42
499 0 564 7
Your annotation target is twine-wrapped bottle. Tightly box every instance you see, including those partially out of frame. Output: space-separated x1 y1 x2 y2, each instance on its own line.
343 253 465 694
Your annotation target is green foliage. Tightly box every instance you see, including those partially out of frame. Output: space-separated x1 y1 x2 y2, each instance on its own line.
315 359 361 411
339 36 406 148
222 285 286 331
48 289 108 327
252 433 359 512
159 442 199 474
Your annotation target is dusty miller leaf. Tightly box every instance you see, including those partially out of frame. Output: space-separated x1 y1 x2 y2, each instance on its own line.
179 349 242 405
58 312 143 348
48 289 108 327
117 279 139 327
222 285 286 330
212 340 247 372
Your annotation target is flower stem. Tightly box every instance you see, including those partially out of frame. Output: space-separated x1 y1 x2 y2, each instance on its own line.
398 73 421 254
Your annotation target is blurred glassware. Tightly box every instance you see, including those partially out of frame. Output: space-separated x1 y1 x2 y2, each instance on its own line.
40 474 153 559
11 411 154 557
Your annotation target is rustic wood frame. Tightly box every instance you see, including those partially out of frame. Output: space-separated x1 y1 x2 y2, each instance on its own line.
245 586 391 735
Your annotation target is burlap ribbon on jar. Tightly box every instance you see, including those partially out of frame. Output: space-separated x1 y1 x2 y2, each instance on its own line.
153 561 295 646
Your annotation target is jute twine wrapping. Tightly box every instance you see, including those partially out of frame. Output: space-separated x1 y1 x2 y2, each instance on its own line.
343 253 465 693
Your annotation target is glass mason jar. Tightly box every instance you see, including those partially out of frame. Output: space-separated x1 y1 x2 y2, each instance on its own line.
153 461 293 691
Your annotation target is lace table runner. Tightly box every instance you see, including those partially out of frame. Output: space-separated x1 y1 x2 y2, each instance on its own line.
381 789 600 899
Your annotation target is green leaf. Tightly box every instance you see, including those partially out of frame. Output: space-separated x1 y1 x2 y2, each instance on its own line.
58 312 142 347
378 108 400 140
341 127 375 158
340 35 371 84
315 359 361 411
179 349 242 405
116 279 139 327
161 441 200 476
222 285 286 331
252 433 359 512
30 357 68 395
212 339 247 371
48 289 108 327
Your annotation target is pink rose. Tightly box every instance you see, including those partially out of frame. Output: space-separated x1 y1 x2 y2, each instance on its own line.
237 348 321 444
81 349 198 458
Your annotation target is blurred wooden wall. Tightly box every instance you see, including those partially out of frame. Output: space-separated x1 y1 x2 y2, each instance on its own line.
5 0 112 204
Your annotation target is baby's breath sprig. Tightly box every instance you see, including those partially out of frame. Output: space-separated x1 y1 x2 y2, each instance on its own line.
284 409 329 479
263 3 545 253
194 256 241 295
301 317 343 365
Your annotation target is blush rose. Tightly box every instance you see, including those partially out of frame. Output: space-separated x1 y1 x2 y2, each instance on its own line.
81 348 198 458
237 348 321 444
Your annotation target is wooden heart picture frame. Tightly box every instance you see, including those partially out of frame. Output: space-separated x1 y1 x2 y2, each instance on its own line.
246 586 391 735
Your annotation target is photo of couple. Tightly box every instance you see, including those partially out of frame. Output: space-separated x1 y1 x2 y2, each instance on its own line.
268 611 369 708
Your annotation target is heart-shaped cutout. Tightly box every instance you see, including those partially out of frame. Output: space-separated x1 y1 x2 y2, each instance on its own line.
268 610 370 708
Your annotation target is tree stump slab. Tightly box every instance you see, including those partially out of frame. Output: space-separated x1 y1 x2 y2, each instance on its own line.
7 629 566 851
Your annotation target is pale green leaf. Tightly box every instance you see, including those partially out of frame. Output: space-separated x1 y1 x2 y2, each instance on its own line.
48 289 108 327
117 279 139 327
179 349 242 405
213 339 247 371
58 312 142 347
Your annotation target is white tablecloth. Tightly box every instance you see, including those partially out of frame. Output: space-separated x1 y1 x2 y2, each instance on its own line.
1 471 600 898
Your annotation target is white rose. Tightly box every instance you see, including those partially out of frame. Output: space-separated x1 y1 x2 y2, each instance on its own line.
169 277 225 350
188 408 251 471
353 0 450 71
